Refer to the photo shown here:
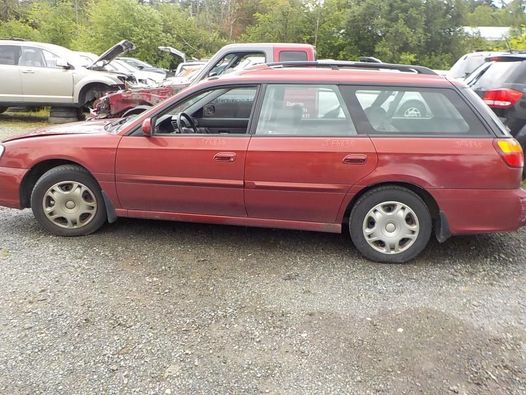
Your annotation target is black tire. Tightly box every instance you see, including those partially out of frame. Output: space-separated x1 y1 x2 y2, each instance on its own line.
0 107 7 114
349 186 432 263
31 165 107 236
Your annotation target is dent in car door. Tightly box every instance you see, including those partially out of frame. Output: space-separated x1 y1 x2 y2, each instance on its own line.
245 84 378 223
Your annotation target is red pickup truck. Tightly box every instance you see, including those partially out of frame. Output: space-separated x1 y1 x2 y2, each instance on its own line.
92 43 316 118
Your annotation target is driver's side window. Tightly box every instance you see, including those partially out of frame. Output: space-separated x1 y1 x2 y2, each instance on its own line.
154 86 258 135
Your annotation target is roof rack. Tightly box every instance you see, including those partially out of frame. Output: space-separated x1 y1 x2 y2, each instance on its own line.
266 61 438 75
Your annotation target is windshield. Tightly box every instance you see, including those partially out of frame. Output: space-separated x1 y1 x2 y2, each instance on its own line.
449 55 486 79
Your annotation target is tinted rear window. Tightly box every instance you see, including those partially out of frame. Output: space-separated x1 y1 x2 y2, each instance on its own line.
279 51 308 62
468 61 525 90
341 86 489 136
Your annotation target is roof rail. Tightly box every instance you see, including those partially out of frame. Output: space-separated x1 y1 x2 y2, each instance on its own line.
266 61 438 75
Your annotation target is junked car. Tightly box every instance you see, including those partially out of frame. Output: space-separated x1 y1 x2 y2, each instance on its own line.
0 39 126 114
0 61 524 264
91 43 316 118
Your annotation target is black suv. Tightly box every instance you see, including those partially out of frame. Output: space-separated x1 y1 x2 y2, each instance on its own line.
467 55 526 161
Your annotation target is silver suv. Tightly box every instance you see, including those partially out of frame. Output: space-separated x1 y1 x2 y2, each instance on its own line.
0 40 125 114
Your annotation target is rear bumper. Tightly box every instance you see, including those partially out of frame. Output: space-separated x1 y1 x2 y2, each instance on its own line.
432 188 526 234
0 166 26 209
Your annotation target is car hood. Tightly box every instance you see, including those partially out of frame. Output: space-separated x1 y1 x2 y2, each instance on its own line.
89 40 136 69
3 119 113 142
158 46 186 62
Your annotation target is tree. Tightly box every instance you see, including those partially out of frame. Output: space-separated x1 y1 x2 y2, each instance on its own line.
72 0 164 62
242 0 311 43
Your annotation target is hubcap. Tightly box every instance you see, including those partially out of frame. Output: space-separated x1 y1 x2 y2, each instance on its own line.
362 201 419 255
42 181 97 229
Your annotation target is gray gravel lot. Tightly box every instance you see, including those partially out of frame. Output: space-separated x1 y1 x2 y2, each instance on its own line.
1 119 526 394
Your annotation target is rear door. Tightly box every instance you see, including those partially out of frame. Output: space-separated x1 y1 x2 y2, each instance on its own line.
19 46 74 103
0 44 23 102
344 85 515 230
244 84 378 224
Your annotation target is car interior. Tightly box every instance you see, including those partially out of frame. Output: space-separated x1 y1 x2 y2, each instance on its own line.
355 89 475 134
154 87 257 135
255 85 356 135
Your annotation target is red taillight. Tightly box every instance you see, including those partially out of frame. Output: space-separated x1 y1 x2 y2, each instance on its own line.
494 139 524 168
483 89 523 109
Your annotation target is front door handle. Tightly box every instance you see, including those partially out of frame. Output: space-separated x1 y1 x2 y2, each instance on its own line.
21 69 35 74
214 152 236 162
343 154 368 165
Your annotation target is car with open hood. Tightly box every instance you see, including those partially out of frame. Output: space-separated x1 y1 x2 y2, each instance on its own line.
0 39 127 114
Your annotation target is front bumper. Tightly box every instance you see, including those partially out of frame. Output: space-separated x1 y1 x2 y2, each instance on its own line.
432 188 526 234
0 166 26 209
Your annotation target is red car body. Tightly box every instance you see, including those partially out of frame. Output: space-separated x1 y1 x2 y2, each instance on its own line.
0 64 525 262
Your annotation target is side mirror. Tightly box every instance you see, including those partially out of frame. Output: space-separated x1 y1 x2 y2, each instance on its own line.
142 118 153 137
56 59 71 69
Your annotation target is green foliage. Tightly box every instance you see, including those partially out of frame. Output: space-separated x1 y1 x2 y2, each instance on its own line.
242 0 311 43
72 0 163 63
0 0 524 70
0 19 42 41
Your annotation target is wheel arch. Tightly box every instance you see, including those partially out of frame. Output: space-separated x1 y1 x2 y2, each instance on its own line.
342 181 440 225
77 82 112 107
20 159 97 209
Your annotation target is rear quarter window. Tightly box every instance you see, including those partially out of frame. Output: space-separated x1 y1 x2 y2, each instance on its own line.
279 51 308 62
341 86 490 136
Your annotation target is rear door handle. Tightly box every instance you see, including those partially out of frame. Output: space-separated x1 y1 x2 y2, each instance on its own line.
343 154 368 165
21 69 35 74
214 152 236 162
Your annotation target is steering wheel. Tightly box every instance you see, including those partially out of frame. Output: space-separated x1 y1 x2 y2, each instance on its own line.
176 112 198 134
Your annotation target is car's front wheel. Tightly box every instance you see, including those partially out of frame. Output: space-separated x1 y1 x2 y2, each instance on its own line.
349 186 432 263
31 165 107 236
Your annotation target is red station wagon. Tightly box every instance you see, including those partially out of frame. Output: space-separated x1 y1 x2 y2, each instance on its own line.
0 61 525 263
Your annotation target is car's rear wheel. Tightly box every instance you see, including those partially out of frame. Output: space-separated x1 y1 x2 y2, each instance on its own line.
349 186 432 263
31 165 106 236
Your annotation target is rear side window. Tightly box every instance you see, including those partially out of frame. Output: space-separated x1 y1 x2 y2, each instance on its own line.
255 84 356 136
342 86 489 136
279 51 308 62
0 45 20 65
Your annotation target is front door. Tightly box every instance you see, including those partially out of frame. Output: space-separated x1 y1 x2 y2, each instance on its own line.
245 84 378 224
19 46 73 103
115 85 259 217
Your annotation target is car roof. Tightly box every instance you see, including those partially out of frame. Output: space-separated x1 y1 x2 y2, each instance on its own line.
0 39 68 52
213 65 450 87
487 54 526 62
220 43 314 50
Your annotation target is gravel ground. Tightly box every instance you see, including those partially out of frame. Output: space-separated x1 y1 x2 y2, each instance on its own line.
1 120 526 394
